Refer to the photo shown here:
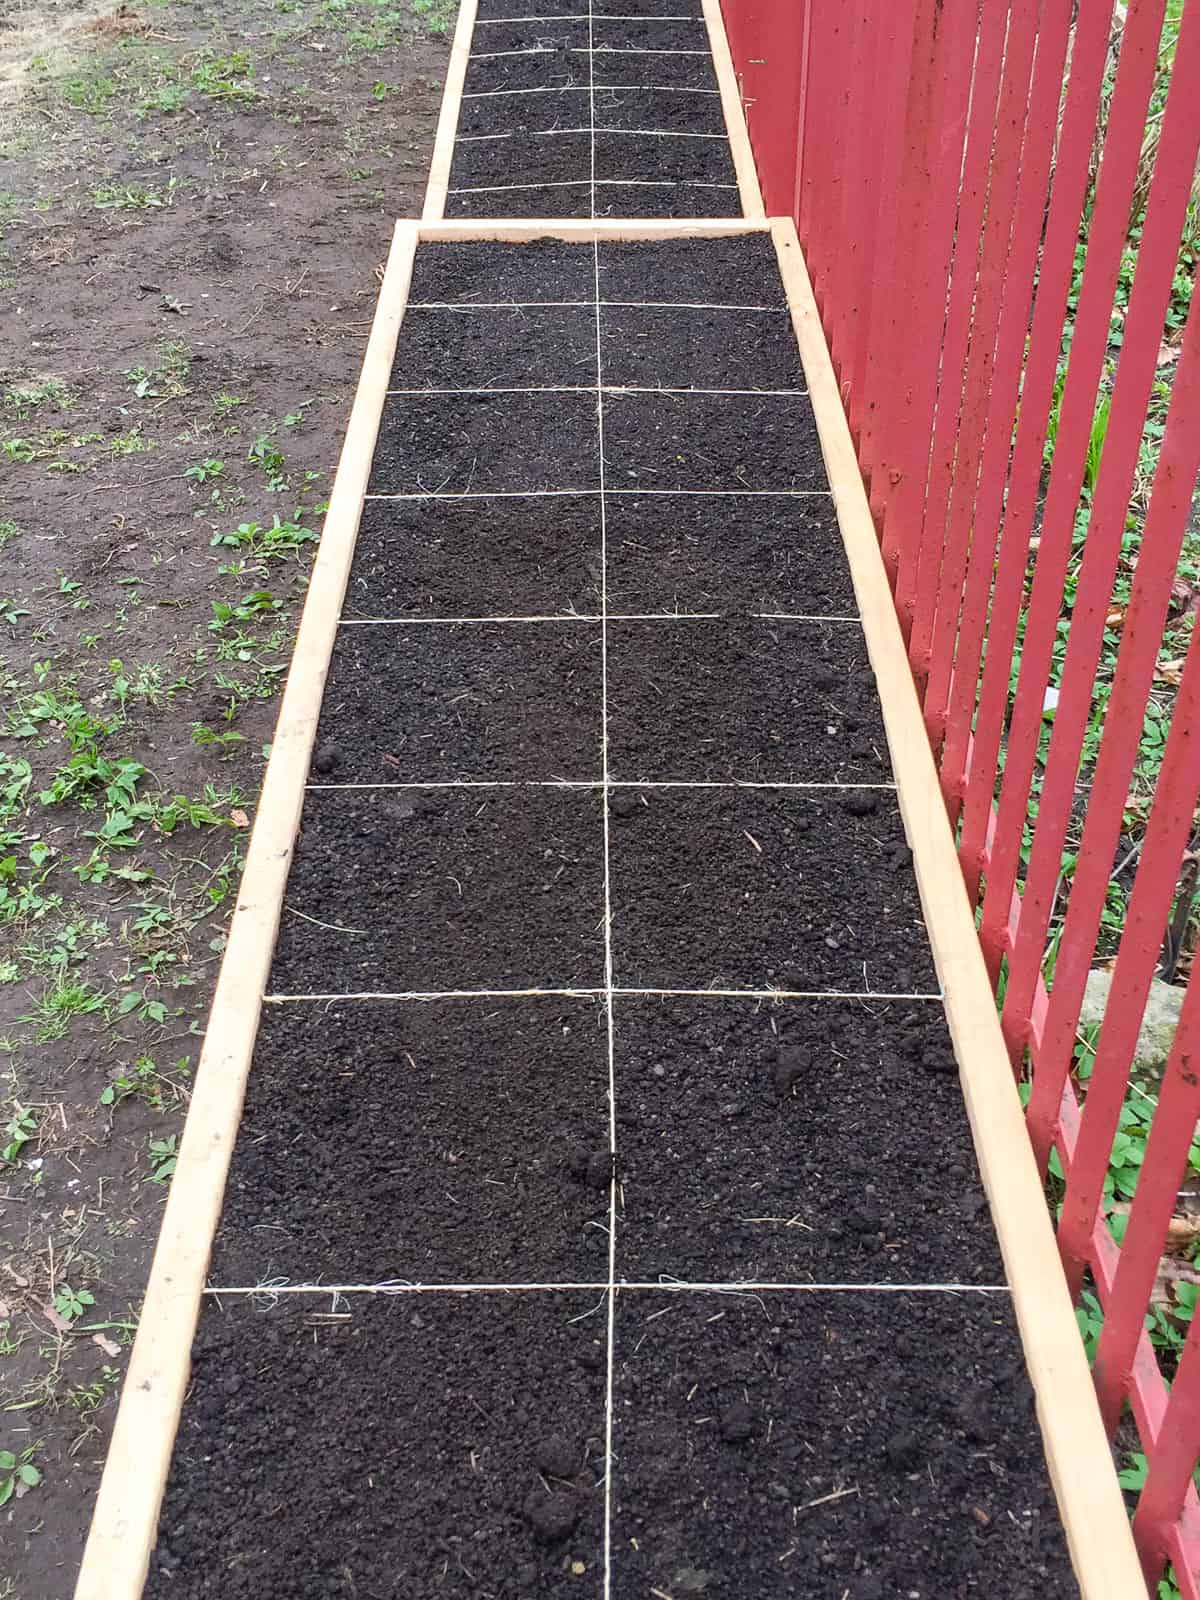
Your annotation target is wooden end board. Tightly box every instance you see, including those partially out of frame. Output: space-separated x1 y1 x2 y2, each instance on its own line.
422 0 478 222
767 214 1144 1600
701 0 764 218
71 219 419 1600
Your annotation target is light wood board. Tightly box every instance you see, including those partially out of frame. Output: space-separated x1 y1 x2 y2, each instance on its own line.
769 214 1143 1600
72 219 419 1600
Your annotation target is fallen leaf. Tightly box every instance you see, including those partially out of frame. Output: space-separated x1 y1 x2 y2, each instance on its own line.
1158 340 1182 367
1156 658 1186 687
43 1303 72 1334
0 1300 9 1319
1105 607 1125 629
92 1333 121 1357
230 809 250 828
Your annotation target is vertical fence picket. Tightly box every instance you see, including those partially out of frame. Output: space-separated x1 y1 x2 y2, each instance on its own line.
978 0 1169 1004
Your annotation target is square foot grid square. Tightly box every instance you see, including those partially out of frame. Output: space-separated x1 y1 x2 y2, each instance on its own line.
459 85 593 136
313 621 603 783
611 1293 1074 1599
344 495 603 620
606 619 888 784
445 183 596 219
370 392 599 495
594 47 716 89
595 181 742 217
464 50 591 93
407 241 596 305
392 306 597 390
593 128 737 187
611 995 1002 1283
598 235 785 304
475 0 583 14
211 997 611 1286
271 787 605 993
594 0 704 13
145 1295 607 1599
472 20 588 53
592 18 711 51
605 493 858 616
593 84 726 134
449 130 591 194
601 305 805 391
608 789 937 993
603 391 828 492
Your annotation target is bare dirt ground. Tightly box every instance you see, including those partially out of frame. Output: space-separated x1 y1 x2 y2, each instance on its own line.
0 4 446 1593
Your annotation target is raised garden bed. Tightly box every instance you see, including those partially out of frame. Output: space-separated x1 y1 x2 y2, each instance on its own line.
129 229 1078 1598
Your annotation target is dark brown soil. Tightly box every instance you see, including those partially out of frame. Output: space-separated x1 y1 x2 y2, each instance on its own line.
274 787 606 993
604 494 859 615
409 240 597 303
211 996 611 1285
314 620 603 781
145 1294 609 1599
608 789 937 993
597 235 786 302
613 1293 1073 1599
611 995 1000 1281
606 618 889 782
370 391 601 491
603 391 830 491
391 306 598 389
0 6 445 1593
601 305 807 390
344 496 603 618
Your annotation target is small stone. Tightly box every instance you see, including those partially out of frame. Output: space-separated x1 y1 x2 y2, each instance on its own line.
651 1063 666 1078
535 1432 579 1479
841 790 878 818
313 743 340 774
523 1489 579 1543
719 1400 756 1442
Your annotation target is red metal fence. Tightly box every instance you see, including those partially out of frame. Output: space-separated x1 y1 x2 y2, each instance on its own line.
720 0 1200 1590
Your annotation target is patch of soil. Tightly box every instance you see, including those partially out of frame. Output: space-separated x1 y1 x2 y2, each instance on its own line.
594 127 737 186
606 618 889 783
593 18 712 52
445 180 596 217
146 1295 608 1599
343 496 603 618
273 788 606 993
603 391 829 491
597 236 786 304
370 391 600 492
601 305 806 390
593 48 716 90
594 84 727 133
595 179 742 216
612 1292 1075 1598
314 620 603 781
604 494 859 616
474 0 583 14
0 3 445 1593
392 306 598 389
611 995 1000 1281
408 240 597 304
473 20 589 54
463 49 589 94
211 997 611 1284
607 788 937 993
449 129 591 191
458 83 593 136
